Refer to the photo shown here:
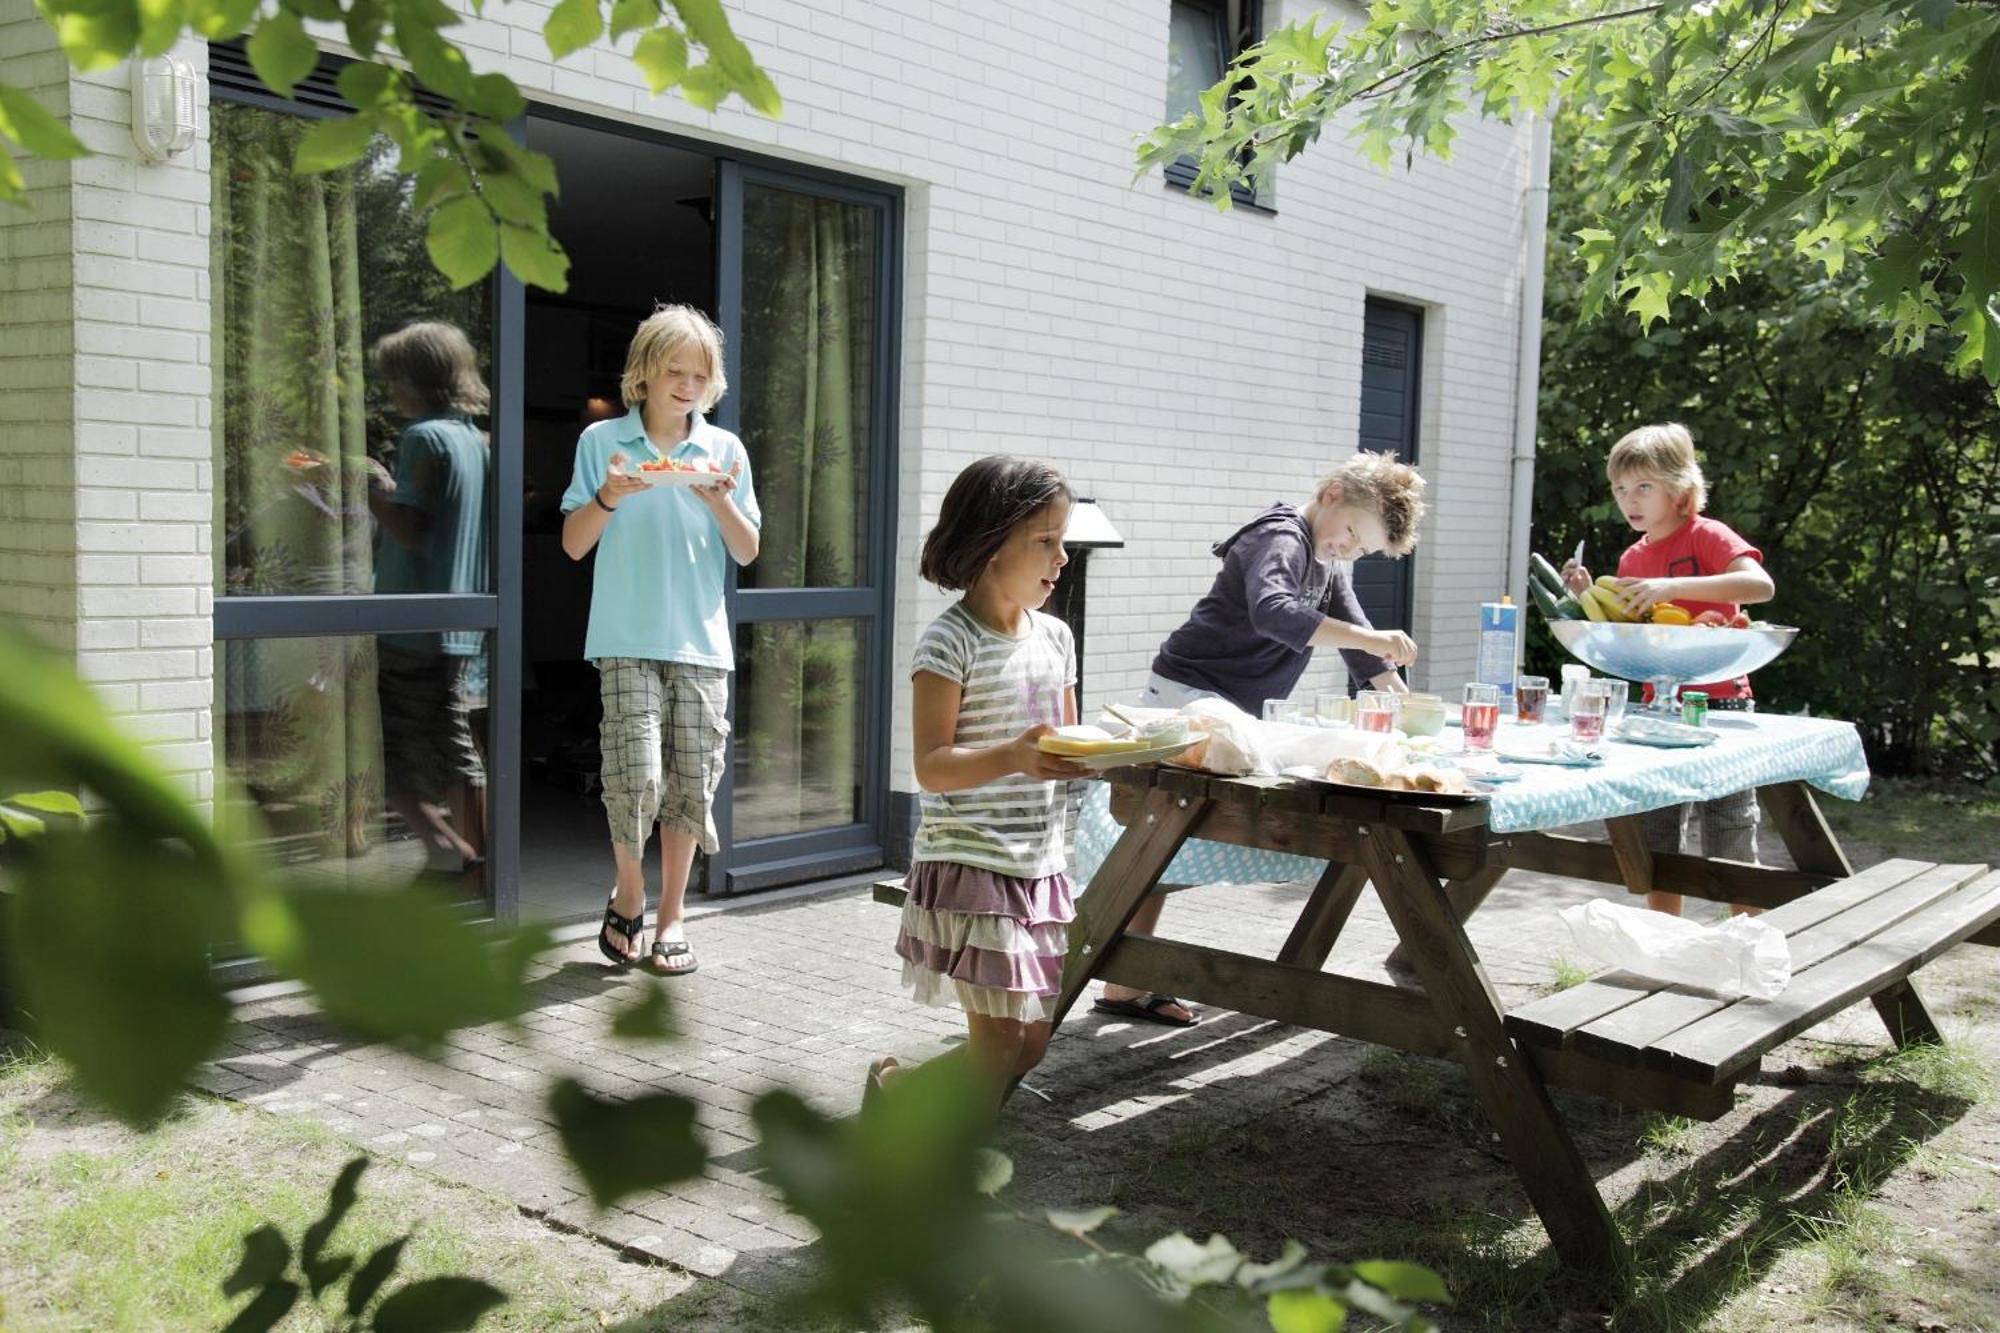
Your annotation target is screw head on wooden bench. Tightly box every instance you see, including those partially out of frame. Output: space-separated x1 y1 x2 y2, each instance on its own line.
1358 825 1370 836
1454 1025 1467 1039
1495 1055 1508 1069
1177 796 1189 808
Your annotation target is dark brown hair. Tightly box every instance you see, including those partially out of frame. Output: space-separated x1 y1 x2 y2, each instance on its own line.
919 456 1073 592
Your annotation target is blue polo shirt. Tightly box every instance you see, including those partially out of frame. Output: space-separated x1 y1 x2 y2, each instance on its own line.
560 408 760 668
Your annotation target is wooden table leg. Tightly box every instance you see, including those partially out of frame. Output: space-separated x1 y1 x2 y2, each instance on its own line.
1047 785 1208 1030
1382 863 1505 973
1760 781 1947 1049
1276 861 1370 969
1604 815 1656 897
1357 823 1630 1281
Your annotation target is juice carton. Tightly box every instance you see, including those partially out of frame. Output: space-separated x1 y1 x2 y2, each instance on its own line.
1476 598 1518 700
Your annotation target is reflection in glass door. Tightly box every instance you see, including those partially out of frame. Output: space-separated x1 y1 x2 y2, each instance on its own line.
714 165 899 893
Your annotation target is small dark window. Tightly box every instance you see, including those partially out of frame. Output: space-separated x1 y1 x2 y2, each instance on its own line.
1163 0 1267 210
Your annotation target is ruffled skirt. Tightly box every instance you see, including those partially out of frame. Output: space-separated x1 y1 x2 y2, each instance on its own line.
894 861 1075 1024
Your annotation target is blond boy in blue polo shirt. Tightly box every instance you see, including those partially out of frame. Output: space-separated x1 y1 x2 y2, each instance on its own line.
562 305 761 975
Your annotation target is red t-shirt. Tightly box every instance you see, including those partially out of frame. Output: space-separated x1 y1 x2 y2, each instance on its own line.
1618 515 1763 700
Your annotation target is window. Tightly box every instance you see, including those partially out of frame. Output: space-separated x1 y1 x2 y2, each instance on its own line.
1164 0 1269 209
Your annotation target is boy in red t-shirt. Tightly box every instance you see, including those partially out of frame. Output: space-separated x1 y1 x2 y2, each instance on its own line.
1562 423 1776 917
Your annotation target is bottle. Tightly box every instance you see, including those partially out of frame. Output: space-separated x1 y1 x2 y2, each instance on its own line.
1476 597 1518 701
1681 690 1709 728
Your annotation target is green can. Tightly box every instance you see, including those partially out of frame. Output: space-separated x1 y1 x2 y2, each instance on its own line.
1681 690 1709 728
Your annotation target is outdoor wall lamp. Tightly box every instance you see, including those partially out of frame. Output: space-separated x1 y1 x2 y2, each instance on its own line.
131 55 198 162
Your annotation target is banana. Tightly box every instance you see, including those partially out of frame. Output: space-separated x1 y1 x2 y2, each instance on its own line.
1578 585 1609 621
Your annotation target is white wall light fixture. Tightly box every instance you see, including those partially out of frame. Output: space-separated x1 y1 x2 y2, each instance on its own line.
131 55 197 162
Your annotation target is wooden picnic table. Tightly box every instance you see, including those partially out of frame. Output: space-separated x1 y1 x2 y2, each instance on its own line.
1034 754 2000 1283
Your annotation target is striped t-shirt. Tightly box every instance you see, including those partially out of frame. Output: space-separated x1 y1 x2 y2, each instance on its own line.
911 603 1077 878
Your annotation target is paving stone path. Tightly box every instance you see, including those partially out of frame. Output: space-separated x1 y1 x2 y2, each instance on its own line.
210 841 1894 1301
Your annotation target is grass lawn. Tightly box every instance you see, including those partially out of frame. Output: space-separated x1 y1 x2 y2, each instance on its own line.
1821 775 2000 869
0 1045 785 1332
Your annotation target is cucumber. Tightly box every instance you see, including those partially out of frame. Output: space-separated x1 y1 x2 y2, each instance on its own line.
1529 551 1569 597
1528 579 1572 621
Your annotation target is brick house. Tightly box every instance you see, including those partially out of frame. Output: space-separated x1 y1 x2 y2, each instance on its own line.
0 0 1551 925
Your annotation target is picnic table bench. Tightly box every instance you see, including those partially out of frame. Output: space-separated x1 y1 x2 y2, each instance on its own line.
874 713 1999 1282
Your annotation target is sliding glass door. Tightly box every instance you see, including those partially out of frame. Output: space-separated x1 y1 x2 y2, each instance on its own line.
711 163 900 894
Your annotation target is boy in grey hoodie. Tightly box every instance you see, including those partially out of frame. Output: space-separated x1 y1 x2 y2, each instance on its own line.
1099 452 1428 1027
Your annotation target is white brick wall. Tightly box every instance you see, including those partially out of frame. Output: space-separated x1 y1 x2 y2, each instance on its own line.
0 15 77 656
24 0 1535 841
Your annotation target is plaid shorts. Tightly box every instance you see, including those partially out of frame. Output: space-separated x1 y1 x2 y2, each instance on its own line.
378 645 487 803
597 657 731 856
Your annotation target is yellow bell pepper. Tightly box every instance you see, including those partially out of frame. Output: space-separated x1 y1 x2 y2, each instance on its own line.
1650 603 1693 626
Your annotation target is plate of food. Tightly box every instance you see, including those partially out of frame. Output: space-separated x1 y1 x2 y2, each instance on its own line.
625 457 737 488
1037 722 1197 771
1282 757 1492 803
1613 715 1717 748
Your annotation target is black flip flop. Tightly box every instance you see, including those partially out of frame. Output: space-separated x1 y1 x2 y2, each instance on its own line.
598 895 645 967
1091 992 1200 1027
650 937 699 977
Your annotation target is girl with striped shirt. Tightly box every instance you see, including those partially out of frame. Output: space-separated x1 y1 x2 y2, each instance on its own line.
869 456 1089 1104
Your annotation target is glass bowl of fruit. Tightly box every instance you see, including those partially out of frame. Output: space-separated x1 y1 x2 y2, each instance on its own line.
1548 618 1799 712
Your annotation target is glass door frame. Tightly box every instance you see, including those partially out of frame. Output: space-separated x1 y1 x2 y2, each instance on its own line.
709 159 903 895
206 44 523 936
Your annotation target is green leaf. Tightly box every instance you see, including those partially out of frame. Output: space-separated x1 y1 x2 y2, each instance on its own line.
1143 1232 1242 1287
345 0 388 55
1351 1259 1451 1304
425 196 501 289
335 61 396 109
6 791 86 819
465 72 525 122
221 1280 301 1333
345 1237 409 1319
548 1077 707 1208
0 85 88 161
972 1147 1013 1196
481 133 558 195
679 60 727 111
38 0 140 72
544 0 604 61
609 0 656 41
0 806 46 839
246 8 319 99
1268 1289 1348 1333
609 981 674 1039
632 25 690 94
9 835 232 1125
191 0 260 41
300 1158 367 1297
1046 1205 1117 1236
411 157 470 212
370 1277 507 1333
246 885 548 1047
293 114 379 173
398 22 473 102
479 169 547 226
498 221 571 292
221 1225 292 1297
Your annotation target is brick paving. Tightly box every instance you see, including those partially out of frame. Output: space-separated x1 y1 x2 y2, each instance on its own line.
209 837 1887 1298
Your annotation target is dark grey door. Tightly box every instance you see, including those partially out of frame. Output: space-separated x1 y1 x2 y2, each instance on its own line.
1352 298 1422 635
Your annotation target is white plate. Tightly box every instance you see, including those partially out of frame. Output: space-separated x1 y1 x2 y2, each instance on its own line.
1041 737 1198 771
627 467 732 489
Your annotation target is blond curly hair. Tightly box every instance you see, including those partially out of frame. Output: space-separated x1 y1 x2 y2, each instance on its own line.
1319 451 1427 556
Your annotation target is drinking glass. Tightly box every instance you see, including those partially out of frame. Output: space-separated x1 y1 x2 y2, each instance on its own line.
1597 678 1629 727
1315 691 1354 727
1515 674 1549 725
1355 690 1397 734
1570 684 1608 743
1263 698 1305 725
1461 683 1501 751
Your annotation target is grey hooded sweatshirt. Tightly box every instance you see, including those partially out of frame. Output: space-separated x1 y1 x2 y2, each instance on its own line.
1149 504 1392 715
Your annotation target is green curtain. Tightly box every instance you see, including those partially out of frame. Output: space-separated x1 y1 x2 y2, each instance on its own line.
211 106 382 858
739 191 875 836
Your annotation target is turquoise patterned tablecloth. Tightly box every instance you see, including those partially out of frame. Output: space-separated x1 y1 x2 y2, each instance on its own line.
1069 712 1871 887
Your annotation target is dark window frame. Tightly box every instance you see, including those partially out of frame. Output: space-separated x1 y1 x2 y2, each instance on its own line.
1163 0 1273 214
